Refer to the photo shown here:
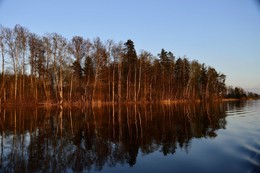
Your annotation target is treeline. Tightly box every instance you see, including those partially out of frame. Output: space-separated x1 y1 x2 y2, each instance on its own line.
226 86 259 99
0 24 251 105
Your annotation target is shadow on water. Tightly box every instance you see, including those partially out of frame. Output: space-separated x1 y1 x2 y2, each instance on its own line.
0 102 227 172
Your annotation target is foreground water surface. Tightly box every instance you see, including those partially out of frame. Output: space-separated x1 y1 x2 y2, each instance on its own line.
0 100 259 173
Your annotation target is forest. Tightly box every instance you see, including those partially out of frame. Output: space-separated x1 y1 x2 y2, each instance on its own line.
0 25 258 105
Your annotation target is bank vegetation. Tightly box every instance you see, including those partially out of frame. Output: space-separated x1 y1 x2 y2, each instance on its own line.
0 25 258 106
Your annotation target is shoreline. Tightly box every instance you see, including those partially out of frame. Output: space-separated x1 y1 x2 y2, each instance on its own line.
1 98 259 108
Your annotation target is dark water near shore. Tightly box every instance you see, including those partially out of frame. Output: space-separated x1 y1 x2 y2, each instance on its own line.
0 101 259 173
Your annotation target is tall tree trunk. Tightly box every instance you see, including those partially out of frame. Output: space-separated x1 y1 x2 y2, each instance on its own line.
14 61 18 101
206 81 209 100
42 80 48 102
0 46 5 102
108 68 111 102
186 77 192 99
22 51 25 100
112 65 115 104
126 69 130 101
58 65 63 105
149 82 152 101
34 78 37 101
69 74 73 102
118 62 122 103
137 62 142 101
34 63 38 101
134 66 137 102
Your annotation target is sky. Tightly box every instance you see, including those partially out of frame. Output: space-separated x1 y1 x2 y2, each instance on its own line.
0 0 260 93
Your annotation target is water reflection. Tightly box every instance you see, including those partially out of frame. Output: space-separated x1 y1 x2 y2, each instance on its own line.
0 103 227 172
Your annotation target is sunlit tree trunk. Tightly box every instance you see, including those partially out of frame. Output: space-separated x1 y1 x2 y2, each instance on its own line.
111 42 123 103
29 34 36 100
69 73 73 102
43 36 52 102
51 35 58 102
92 37 107 103
14 25 28 101
12 52 18 101
0 30 5 102
112 64 115 103
21 30 27 101
134 66 137 102
51 33 68 105
137 60 142 101
126 69 130 101
149 82 153 101
106 40 114 103
108 67 111 102
58 62 63 105
118 62 122 103
92 64 100 102
144 71 147 102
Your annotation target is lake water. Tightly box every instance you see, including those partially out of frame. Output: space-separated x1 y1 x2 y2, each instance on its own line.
0 100 259 173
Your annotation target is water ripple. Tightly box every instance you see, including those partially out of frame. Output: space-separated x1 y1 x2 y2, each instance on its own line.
223 101 260 172
243 143 260 155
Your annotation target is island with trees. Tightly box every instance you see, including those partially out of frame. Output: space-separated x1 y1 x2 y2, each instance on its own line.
0 25 259 106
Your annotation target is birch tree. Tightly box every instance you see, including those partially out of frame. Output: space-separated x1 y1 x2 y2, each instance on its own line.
0 26 6 101
91 37 107 102
112 41 124 103
14 25 28 100
28 33 39 100
51 33 68 104
4 27 19 100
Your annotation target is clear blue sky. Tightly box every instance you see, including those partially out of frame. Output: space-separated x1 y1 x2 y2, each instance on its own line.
0 0 260 93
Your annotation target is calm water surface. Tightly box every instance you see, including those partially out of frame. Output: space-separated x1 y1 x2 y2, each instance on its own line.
0 100 259 173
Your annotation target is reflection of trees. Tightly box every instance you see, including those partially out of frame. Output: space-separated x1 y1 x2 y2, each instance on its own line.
0 103 227 172
226 100 246 111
